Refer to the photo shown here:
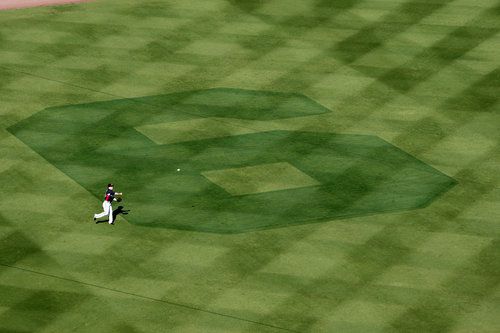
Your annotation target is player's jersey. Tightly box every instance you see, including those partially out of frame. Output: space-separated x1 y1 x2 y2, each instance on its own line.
104 189 115 202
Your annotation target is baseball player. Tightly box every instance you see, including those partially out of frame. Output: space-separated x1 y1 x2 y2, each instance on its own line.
93 183 123 225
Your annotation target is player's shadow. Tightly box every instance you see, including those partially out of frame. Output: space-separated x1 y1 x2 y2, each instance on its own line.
113 206 130 219
96 206 130 224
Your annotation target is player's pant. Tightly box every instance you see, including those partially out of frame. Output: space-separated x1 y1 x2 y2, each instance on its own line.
94 201 113 224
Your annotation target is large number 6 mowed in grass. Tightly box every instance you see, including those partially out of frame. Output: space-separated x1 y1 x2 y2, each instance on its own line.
9 88 456 233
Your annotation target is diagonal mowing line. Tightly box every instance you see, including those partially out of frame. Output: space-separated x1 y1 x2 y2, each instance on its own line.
0 1 361 132
331 0 455 64
253 1 465 107
388 239 500 332
162 1 369 96
371 5 500 161
0 262 299 333
331 1 499 102
0 65 135 99
376 8 500 94
389 67 500 160
442 67 500 113
318 4 500 140
0 65 281 135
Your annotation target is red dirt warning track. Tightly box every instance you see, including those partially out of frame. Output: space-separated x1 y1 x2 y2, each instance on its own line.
0 0 89 10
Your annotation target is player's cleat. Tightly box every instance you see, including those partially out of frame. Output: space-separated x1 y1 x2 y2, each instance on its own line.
93 216 96 222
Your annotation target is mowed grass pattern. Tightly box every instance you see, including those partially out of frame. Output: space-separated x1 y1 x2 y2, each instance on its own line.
9 89 455 232
0 0 499 332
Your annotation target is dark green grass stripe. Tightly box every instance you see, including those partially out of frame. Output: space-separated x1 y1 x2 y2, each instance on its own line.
447 240 500 297
115 1 175 18
229 0 265 13
227 1 369 95
334 4 499 111
252 223 425 331
389 240 500 332
141 229 324 328
0 66 287 135
0 65 128 99
0 263 299 333
314 0 360 10
442 67 500 112
137 0 364 84
0 285 91 332
332 0 454 63
378 9 500 93
2 4 233 90
0 231 41 266
1 16 124 75
0 213 10 226
0 67 20 91
388 68 500 157
121 5 248 63
243 0 364 58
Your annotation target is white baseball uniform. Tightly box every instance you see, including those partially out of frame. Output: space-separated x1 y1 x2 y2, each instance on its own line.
94 188 116 224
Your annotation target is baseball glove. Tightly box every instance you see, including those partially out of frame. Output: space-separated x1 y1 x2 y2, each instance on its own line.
116 197 122 202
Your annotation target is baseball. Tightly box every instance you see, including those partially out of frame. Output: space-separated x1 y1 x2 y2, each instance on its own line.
177 168 180 171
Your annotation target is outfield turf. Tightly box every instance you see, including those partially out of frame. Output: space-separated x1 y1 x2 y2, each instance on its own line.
8 88 456 232
1 0 499 332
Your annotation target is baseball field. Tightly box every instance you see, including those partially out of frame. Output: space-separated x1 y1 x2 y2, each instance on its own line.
0 0 499 332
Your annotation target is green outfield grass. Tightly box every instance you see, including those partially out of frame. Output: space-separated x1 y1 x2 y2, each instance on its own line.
0 0 499 332
8 88 456 232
